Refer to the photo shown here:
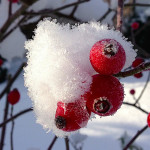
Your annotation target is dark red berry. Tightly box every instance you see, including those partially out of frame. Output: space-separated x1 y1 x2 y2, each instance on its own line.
55 100 91 132
86 74 124 116
90 39 126 75
132 58 144 68
134 72 143 78
130 89 135 95
131 22 139 30
8 89 20 105
148 113 150 128
0 59 3 67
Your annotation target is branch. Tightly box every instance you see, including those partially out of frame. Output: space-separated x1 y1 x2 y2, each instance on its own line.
47 136 58 150
23 0 90 16
0 4 28 39
9 0 12 17
123 125 148 150
65 137 70 150
134 71 150 105
0 108 32 128
10 106 14 150
0 62 26 100
123 102 149 114
114 62 150 78
70 0 81 17
125 3 150 7
98 8 112 22
116 0 124 31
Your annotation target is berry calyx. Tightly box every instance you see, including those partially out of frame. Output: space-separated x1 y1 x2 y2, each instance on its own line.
90 39 126 75
55 100 91 132
130 89 135 95
147 113 150 128
134 72 143 78
0 59 3 67
7 88 20 105
86 74 124 116
131 22 139 30
132 58 144 68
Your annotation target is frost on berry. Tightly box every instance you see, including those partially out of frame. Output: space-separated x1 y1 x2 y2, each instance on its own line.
24 19 136 137
90 39 126 75
148 113 150 128
55 101 90 132
86 74 124 116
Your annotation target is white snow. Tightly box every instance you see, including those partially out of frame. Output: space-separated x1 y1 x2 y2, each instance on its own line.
24 19 136 137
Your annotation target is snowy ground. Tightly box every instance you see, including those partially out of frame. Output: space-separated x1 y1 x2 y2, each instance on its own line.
0 60 150 150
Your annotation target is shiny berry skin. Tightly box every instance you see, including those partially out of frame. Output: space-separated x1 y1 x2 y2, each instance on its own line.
134 72 143 78
86 74 124 116
7 89 20 105
148 113 150 128
131 22 139 30
90 39 126 75
0 59 3 67
130 89 135 95
132 58 144 68
55 100 91 132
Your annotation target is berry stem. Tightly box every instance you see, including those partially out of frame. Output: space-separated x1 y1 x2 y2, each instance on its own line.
65 137 70 150
114 62 150 78
123 125 148 150
116 0 124 31
47 135 58 150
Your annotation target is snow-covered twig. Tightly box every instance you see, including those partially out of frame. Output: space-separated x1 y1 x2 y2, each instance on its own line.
115 62 150 78
123 125 148 150
47 136 58 150
0 62 26 100
116 0 124 31
0 107 32 128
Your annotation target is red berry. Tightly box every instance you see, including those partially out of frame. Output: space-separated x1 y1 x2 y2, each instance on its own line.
130 89 135 95
0 59 3 67
86 74 124 116
8 0 19 3
148 113 150 128
90 39 126 75
134 72 143 78
55 100 91 132
7 89 20 105
132 58 144 68
131 22 139 30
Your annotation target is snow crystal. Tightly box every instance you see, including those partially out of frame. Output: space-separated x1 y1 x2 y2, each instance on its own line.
24 19 136 137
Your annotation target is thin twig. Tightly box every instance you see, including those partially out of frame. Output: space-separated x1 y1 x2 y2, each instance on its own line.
98 8 112 22
47 136 58 150
0 107 32 128
10 106 14 150
123 125 148 150
9 0 12 17
116 0 124 31
125 3 150 7
134 71 150 105
123 102 148 114
70 0 81 17
23 0 90 16
65 137 70 150
114 62 150 78
0 62 26 100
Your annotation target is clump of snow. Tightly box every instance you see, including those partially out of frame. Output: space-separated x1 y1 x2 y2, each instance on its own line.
24 18 136 137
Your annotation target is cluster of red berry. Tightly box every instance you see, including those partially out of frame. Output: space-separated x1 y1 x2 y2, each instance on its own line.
55 39 125 132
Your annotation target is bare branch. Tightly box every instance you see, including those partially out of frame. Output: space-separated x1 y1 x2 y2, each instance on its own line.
47 136 58 150
123 125 148 150
65 137 70 150
125 3 150 7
